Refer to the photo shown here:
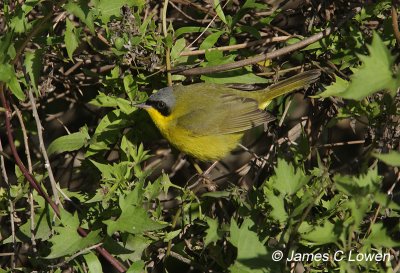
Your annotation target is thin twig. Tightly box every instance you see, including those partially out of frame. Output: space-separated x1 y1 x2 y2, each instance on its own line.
163 0 172 86
0 85 127 272
177 10 357 76
12 105 37 254
179 27 334 76
28 89 61 206
180 36 290 56
0 139 16 269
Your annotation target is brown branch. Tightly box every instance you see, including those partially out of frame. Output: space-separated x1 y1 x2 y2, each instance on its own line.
176 10 358 76
180 36 290 56
178 27 334 76
392 0 400 46
0 85 127 272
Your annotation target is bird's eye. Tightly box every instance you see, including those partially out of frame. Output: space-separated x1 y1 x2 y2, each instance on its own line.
157 101 166 110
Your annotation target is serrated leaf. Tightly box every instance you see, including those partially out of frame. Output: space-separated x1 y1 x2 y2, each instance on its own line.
46 210 102 259
65 19 79 60
265 192 288 223
104 191 167 235
65 0 95 33
366 223 400 247
372 151 400 166
318 32 400 100
204 218 220 246
24 49 43 93
299 220 340 245
315 75 349 98
229 218 275 273
47 126 90 156
271 159 310 195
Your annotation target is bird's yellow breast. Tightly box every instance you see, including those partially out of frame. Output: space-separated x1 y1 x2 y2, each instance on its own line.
145 108 243 161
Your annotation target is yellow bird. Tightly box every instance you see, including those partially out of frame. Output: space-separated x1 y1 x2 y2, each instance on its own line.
136 70 320 161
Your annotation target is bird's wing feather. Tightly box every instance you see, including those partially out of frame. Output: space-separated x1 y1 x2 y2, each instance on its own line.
177 94 275 135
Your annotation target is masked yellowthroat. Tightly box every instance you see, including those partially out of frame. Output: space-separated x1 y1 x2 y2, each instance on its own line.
136 70 320 161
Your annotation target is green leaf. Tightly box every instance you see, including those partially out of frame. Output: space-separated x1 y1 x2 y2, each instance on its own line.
65 18 80 60
271 159 310 195
315 75 349 98
334 168 381 196
65 0 95 33
47 126 90 156
104 191 167 235
24 49 44 93
299 220 340 245
175 26 207 38
95 0 145 23
317 32 400 100
372 151 400 166
83 252 103 273
200 31 225 50
366 223 400 247
0 64 25 101
204 217 220 246
46 210 102 259
127 260 145 273
264 192 288 223
201 68 269 84
229 218 275 273
213 0 227 24
170 38 186 62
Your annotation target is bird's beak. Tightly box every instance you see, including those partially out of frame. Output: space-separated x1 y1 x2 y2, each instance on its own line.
133 103 150 109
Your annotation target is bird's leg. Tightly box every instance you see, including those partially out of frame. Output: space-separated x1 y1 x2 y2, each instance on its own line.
187 161 219 191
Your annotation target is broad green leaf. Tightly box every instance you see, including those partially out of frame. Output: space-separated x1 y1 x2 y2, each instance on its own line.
265 192 288 223
201 68 269 84
47 126 90 156
175 26 207 38
46 210 102 259
372 151 400 166
271 159 310 195
334 168 381 196
200 31 225 50
299 220 340 245
163 229 181 242
204 217 220 246
315 75 349 98
317 32 400 100
83 252 103 273
170 38 186 61
127 260 145 273
0 64 25 100
366 223 400 247
213 0 227 24
10 5 31 33
123 74 138 101
65 19 79 60
105 191 167 235
229 218 275 273
95 0 145 23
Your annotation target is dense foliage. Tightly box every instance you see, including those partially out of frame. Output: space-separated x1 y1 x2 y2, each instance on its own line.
0 1 400 272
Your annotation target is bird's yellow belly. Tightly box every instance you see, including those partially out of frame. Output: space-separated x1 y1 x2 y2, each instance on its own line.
146 107 243 161
165 127 243 161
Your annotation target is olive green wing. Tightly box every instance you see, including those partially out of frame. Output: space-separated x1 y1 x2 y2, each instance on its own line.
176 94 275 136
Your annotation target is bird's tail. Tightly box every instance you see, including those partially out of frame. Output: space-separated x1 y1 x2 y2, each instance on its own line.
257 69 321 109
